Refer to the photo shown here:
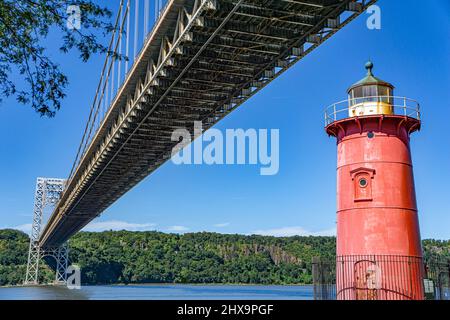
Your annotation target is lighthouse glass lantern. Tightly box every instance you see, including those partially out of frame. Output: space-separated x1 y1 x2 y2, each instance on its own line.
347 61 394 117
325 62 423 300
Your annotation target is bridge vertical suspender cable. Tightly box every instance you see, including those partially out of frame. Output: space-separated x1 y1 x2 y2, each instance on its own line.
134 0 139 60
79 9 121 165
67 0 125 180
68 0 138 182
117 6 123 93
125 0 130 74
84 2 129 149
71 0 164 181
145 0 150 37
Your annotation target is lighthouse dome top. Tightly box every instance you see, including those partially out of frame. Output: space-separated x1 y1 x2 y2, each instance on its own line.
347 61 394 94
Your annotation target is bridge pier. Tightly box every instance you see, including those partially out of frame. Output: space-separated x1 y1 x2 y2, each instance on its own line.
24 178 68 285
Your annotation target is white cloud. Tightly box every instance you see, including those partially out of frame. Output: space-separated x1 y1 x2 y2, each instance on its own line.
167 225 189 232
251 226 336 237
18 213 32 217
213 222 230 228
309 228 337 236
82 220 156 232
12 223 32 234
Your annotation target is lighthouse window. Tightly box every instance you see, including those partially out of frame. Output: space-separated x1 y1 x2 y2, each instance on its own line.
362 85 377 98
351 168 375 202
378 86 393 103
359 178 368 188
349 85 379 105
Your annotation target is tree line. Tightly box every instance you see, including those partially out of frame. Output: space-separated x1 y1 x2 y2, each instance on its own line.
0 229 449 286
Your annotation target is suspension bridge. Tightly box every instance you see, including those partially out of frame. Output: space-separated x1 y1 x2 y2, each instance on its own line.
25 0 376 284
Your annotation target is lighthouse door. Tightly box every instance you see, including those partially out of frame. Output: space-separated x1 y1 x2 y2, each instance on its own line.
354 260 379 300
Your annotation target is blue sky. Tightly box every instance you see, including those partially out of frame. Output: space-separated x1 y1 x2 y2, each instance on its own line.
0 0 449 239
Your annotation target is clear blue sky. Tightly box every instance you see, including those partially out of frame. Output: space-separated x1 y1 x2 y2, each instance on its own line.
0 0 449 239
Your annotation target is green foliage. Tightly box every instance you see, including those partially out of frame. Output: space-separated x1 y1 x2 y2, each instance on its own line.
65 232 348 285
0 229 449 286
422 239 450 262
0 229 54 285
0 229 29 266
0 0 113 116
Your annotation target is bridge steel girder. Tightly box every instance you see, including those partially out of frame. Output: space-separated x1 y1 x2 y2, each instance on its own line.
39 0 377 247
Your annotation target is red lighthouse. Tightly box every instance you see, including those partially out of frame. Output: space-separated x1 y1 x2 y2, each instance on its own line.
325 62 424 300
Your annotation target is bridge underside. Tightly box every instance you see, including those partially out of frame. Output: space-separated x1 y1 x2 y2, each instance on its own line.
40 0 375 247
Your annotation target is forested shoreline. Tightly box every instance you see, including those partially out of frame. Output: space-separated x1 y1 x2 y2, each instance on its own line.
1 229 449 286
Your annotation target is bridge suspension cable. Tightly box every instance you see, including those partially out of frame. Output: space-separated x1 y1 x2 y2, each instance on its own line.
68 0 168 180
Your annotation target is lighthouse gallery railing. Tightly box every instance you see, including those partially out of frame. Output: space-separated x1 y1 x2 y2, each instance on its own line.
324 96 421 126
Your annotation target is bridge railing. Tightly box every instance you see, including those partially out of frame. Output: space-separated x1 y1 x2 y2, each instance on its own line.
69 0 169 179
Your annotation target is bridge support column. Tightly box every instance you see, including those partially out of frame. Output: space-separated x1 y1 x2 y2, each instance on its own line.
24 178 67 285
54 244 69 284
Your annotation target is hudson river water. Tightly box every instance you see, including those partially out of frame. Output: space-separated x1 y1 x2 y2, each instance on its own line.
0 284 314 300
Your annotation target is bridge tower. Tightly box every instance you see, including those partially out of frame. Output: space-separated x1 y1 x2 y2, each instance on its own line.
325 62 424 300
24 178 68 285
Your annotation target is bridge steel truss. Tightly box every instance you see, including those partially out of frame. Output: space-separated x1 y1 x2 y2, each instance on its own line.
24 178 67 285
39 0 376 248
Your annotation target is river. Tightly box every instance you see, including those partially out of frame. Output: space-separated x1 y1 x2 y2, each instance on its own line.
0 284 314 300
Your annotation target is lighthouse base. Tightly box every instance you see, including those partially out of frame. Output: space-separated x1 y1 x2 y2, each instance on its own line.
336 254 425 300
